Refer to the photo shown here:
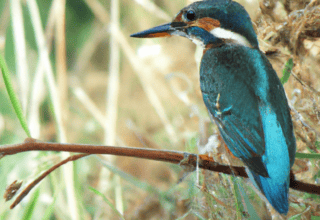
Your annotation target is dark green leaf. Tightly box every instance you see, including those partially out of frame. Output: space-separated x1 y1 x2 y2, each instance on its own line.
22 188 40 220
0 54 31 137
281 58 294 84
295 152 320 159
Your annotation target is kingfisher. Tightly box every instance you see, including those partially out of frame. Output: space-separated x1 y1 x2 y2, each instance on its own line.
131 0 296 214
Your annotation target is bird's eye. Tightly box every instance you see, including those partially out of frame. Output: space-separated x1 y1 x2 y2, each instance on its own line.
185 10 196 21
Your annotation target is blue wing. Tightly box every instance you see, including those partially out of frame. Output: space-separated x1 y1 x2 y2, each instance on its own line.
201 73 269 177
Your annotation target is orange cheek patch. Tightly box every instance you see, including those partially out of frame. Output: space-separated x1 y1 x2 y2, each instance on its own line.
173 12 183 22
191 17 220 32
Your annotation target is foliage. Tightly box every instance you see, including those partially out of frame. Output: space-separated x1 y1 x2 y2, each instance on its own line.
0 0 319 219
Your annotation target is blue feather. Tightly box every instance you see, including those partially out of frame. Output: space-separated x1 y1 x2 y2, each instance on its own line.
246 104 291 214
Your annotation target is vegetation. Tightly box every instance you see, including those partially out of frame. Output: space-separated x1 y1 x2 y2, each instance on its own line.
0 0 319 219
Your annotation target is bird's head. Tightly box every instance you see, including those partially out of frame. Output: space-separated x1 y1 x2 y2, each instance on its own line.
131 0 259 49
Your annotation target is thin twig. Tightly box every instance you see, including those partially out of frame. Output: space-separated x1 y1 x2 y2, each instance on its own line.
1 138 319 208
10 153 89 209
290 103 320 138
291 71 320 97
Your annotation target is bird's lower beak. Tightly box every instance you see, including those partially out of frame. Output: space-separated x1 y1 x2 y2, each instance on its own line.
130 22 187 38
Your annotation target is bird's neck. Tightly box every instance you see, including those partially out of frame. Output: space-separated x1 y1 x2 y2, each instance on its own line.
187 26 224 48
203 39 258 55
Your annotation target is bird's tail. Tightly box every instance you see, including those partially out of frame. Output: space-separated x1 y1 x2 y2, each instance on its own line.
247 170 290 214
250 104 292 214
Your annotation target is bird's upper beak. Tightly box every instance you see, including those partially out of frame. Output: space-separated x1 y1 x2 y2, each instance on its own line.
130 22 187 38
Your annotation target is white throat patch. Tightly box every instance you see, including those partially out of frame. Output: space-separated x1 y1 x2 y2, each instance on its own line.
210 27 252 48
189 35 205 48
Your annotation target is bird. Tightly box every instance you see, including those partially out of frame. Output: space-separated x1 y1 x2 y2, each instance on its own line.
131 0 296 214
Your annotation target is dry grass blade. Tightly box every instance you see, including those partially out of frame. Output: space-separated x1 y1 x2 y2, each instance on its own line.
10 0 29 114
132 0 171 21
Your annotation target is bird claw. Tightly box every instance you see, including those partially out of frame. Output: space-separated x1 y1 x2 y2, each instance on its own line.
179 153 196 172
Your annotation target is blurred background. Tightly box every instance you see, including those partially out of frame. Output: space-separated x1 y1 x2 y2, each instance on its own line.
0 0 319 219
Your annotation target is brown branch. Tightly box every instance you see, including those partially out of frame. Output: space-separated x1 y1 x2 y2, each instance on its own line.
9 153 89 209
1 138 320 209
